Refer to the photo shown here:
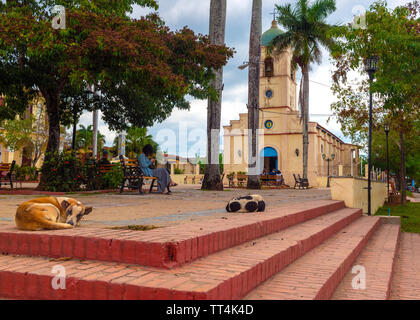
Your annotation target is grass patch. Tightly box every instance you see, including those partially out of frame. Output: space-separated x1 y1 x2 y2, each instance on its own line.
376 202 420 234
108 225 160 231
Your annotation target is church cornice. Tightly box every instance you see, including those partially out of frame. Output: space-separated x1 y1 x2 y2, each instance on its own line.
260 106 297 113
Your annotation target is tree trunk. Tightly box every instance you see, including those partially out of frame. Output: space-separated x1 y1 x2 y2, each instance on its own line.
301 64 310 180
399 130 407 206
72 109 77 150
202 0 226 191
37 91 61 189
247 0 262 190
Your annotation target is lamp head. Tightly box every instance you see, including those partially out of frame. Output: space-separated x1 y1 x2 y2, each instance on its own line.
365 56 379 78
384 123 390 133
238 62 249 70
322 154 326 160
331 154 335 160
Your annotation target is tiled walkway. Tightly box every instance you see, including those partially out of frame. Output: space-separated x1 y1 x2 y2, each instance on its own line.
390 233 420 300
0 187 332 227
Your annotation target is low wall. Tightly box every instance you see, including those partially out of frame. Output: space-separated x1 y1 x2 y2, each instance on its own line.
171 174 204 185
330 177 387 214
315 176 329 188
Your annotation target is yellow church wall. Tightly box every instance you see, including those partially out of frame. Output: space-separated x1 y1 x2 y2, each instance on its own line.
223 112 360 187
223 26 360 188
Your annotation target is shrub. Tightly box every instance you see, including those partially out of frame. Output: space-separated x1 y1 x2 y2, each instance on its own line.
15 165 38 181
41 151 82 192
40 151 124 192
100 165 124 190
174 168 184 175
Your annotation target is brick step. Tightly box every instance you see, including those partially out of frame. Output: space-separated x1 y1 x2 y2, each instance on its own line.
0 207 359 300
244 216 381 300
0 200 344 269
331 223 400 300
390 233 420 300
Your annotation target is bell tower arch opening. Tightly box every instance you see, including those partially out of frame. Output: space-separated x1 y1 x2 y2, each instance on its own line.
264 57 274 77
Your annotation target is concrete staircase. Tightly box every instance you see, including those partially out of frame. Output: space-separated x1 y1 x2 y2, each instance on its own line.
0 200 403 300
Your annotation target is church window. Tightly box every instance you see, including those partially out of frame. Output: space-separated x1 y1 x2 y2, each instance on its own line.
264 57 274 77
321 145 324 153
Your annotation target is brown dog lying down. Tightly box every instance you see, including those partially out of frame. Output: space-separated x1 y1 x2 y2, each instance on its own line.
15 197 93 231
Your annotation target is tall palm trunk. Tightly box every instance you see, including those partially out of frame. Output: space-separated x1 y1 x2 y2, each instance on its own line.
399 130 407 205
202 0 226 191
301 64 310 180
247 0 262 190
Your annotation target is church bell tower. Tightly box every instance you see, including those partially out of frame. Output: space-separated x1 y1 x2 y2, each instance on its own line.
259 20 297 112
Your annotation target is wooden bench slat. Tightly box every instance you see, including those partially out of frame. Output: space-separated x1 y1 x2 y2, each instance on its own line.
0 161 16 189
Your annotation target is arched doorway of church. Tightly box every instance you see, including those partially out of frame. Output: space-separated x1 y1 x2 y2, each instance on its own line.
260 147 278 174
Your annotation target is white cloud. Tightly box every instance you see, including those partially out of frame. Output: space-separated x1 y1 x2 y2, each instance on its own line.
78 0 412 150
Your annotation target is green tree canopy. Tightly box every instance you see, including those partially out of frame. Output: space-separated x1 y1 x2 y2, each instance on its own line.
329 0 420 203
0 0 233 188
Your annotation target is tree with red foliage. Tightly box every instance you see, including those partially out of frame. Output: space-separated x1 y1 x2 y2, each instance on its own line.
0 1 233 189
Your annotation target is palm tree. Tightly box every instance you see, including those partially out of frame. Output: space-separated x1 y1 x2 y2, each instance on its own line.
112 126 157 158
202 0 227 191
126 127 157 158
270 0 337 180
247 0 262 189
75 124 105 154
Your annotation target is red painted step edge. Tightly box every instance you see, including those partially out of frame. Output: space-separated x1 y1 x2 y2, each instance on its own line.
0 201 345 269
0 208 362 300
387 225 401 300
315 217 382 300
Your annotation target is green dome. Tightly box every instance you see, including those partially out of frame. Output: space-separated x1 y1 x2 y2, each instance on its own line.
261 20 283 46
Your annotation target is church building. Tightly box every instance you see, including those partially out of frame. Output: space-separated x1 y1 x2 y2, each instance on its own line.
223 20 360 187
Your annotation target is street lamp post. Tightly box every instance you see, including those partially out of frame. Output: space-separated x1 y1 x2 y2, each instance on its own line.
365 56 379 216
384 123 390 203
322 153 335 188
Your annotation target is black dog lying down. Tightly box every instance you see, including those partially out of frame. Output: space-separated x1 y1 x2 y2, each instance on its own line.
226 195 266 213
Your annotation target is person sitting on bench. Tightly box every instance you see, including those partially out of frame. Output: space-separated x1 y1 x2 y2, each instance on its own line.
98 150 111 166
138 144 177 194
275 169 284 185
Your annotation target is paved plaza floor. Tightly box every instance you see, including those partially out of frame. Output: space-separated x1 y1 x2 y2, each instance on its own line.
0 185 332 228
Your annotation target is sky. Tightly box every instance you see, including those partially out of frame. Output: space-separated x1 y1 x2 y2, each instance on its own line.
78 0 410 158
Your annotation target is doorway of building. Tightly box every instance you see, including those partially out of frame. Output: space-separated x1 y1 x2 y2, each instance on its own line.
260 147 278 174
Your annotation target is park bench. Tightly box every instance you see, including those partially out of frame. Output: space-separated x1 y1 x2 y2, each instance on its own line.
260 174 278 187
119 156 170 195
98 164 116 174
236 174 248 188
227 174 235 188
0 161 17 189
293 174 309 189
388 180 401 204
